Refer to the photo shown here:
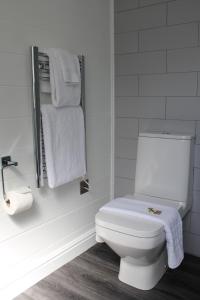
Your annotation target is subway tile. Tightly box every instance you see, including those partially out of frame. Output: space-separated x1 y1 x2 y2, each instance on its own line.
194 145 200 168
140 23 198 51
168 0 200 25
192 190 200 213
0 52 29 86
190 212 200 235
116 138 138 159
116 51 166 75
183 233 200 256
116 4 166 33
194 168 200 191
116 97 165 118
166 97 200 121
168 47 200 72
115 177 135 197
115 76 138 96
115 32 138 54
115 158 136 179
116 118 139 139
139 119 196 135
140 73 197 96
197 73 200 96
115 0 138 12
140 0 173 6
196 121 200 144
0 86 31 118
183 212 191 233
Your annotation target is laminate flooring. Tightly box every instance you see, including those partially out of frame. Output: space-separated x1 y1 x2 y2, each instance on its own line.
15 243 200 300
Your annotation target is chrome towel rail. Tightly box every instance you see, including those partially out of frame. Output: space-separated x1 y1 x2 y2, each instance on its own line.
31 46 86 188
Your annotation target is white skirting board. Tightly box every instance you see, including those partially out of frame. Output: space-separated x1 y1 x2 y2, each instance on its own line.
0 228 96 300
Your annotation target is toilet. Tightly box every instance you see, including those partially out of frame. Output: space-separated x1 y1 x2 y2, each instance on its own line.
95 132 193 290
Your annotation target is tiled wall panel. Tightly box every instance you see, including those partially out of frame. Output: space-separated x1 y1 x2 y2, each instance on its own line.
115 0 200 257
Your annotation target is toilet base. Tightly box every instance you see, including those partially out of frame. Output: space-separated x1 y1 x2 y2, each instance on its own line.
118 249 167 290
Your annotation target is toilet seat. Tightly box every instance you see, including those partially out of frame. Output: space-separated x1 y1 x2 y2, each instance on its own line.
96 195 185 239
96 210 163 238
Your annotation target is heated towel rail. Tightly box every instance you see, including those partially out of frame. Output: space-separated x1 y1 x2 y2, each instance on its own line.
31 46 86 188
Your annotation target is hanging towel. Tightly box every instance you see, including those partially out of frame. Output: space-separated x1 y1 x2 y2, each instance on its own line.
41 104 86 188
56 48 80 84
46 48 81 107
100 197 184 269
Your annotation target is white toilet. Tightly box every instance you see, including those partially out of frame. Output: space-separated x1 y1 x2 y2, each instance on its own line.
95 132 193 290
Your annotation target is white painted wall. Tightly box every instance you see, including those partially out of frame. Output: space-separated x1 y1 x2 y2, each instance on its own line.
115 0 200 257
0 0 113 298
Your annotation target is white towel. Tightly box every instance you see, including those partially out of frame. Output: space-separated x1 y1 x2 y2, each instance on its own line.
41 104 86 188
56 49 80 83
46 48 81 107
100 197 184 269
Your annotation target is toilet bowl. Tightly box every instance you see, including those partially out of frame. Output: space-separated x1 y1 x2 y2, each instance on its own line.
95 133 193 290
96 194 187 290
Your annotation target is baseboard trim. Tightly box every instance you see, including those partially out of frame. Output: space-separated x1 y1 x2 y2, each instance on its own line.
0 227 96 300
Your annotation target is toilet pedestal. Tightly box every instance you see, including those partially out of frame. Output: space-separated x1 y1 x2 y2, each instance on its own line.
118 249 168 290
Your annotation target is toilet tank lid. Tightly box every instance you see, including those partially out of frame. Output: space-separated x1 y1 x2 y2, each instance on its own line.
139 132 193 140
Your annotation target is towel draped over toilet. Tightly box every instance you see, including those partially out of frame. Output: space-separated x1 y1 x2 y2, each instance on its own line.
100 197 184 269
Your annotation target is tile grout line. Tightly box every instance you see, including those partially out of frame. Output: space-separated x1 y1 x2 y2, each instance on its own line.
116 44 200 56
115 20 197 35
115 0 176 15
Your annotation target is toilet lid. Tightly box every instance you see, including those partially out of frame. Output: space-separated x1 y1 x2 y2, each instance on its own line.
96 196 184 238
96 210 164 238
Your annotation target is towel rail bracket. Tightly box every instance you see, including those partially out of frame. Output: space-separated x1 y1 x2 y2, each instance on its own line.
1 156 18 199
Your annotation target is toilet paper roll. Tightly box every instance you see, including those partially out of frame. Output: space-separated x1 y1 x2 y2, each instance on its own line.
3 187 33 216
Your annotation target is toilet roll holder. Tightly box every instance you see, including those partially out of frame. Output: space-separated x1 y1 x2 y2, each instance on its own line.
1 156 18 200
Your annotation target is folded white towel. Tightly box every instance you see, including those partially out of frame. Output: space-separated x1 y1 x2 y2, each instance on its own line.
40 80 51 94
56 48 80 84
41 104 86 188
46 48 81 107
100 197 184 269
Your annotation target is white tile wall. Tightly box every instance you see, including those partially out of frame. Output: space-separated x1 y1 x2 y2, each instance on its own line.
116 97 165 118
115 0 138 12
166 97 200 120
139 119 196 135
190 213 200 235
115 76 138 96
115 158 136 179
195 145 200 168
140 23 198 51
140 73 197 96
116 138 138 159
115 177 135 197
192 190 200 213
168 0 200 25
116 4 166 33
196 121 200 144
168 47 200 72
116 51 166 75
194 168 200 191
116 118 139 139
115 0 200 257
115 32 138 54
139 0 171 6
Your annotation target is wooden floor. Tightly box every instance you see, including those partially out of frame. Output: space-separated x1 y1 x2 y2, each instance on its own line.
15 243 200 300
